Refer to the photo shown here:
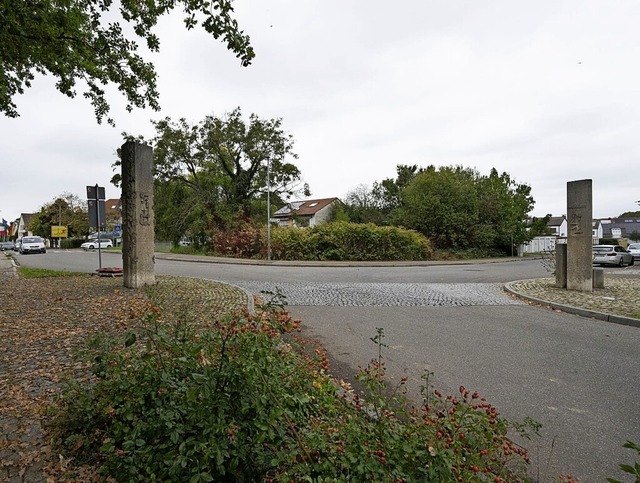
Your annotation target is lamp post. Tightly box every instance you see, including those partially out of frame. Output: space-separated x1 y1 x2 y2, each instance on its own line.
266 159 271 261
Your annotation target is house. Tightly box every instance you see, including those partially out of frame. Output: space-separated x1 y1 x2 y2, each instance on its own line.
592 219 603 243
272 198 341 227
104 198 123 231
546 216 568 237
599 217 640 242
519 215 567 254
15 213 35 238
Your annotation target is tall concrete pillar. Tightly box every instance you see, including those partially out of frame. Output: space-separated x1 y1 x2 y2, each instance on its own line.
566 179 592 292
555 243 567 288
121 141 155 288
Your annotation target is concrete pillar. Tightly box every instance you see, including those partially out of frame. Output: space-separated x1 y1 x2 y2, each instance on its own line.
566 179 593 292
121 141 156 288
555 243 567 288
593 267 604 289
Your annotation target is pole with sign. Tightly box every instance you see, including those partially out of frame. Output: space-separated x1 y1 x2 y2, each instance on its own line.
87 184 106 269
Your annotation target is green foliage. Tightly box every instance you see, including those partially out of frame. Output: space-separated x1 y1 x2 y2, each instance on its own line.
270 222 432 261
60 237 85 249
629 231 640 242
1 0 253 124
114 109 304 239
599 238 621 246
18 267 85 279
618 211 640 218
395 166 534 252
52 297 535 482
28 193 90 240
607 441 640 483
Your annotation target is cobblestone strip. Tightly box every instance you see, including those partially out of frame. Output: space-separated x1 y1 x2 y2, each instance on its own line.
229 281 523 307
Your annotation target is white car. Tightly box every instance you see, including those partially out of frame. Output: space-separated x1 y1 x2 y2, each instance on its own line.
81 239 113 250
628 243 640 261
19 236 46 254
592 245 634 267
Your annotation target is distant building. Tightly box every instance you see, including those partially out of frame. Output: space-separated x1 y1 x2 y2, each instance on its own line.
598 217 640 241
16 213 35 238
272 198 341 227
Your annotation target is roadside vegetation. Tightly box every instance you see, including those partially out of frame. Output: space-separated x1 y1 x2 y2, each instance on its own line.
18 266 86 279
50 286 540 482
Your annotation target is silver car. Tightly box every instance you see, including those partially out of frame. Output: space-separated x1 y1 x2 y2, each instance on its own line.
628 243 640 261
19 236 47 254
592 245 634 267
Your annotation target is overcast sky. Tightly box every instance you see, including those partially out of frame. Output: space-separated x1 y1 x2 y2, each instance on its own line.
2 0 639 224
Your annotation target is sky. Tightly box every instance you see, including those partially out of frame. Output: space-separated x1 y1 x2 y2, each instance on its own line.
2 0 640 224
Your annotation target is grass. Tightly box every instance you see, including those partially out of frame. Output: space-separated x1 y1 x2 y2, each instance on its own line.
18 267 86 279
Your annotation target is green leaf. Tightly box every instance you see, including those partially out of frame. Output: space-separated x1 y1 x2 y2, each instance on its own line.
124 332 137 347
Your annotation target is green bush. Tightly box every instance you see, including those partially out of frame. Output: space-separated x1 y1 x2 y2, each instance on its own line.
52 297 536 482
599 238 620 246
271 222 432 261
60 237 85 249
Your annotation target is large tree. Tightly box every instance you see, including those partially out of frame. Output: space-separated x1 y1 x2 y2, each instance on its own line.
1 0 254 124
394 165 535 253
29 193 89 240
115 108 304 237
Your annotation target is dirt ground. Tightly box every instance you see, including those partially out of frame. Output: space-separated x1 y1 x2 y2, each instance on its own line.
0 276 149 482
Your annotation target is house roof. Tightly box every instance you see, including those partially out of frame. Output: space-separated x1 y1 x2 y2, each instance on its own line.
21 213 34 226
105 198 122 218
273 198 339 218
598 217 640 238
546 216 566 227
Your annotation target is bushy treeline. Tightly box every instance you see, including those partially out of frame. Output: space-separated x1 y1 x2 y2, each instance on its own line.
270 221 432 261
193 221 432 261
342 164 544 254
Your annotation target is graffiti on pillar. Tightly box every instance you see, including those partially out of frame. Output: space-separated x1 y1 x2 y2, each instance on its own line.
139 193 151 226
569 213 583 235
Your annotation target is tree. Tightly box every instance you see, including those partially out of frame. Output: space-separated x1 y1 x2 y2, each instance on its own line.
393 166 536 253
343 184 383 224
114 108 304 236
29 193 89 241
1 0 254 124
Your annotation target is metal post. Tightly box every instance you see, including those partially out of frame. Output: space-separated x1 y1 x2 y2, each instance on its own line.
266 160 271 261
95 184 102 269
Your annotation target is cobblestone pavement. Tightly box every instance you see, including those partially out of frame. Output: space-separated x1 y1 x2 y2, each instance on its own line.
231 280 522 306
508 274 640 321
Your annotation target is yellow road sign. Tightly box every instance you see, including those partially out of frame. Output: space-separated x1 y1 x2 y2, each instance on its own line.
51 225 68 238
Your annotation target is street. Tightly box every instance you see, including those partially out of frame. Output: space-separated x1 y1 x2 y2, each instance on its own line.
14 250 640 482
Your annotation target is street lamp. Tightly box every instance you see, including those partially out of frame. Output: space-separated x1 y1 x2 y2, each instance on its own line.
266 159 271 261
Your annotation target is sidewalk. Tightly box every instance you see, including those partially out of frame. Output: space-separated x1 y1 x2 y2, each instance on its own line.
0 252 16 279
506 274 640 328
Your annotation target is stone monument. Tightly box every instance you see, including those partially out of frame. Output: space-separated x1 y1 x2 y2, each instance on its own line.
566 179 593 292
121 141 156 288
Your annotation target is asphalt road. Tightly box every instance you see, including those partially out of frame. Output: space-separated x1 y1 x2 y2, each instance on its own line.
13 250 640 482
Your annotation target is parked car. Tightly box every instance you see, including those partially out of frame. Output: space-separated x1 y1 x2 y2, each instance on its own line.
592 245 634 267
13 239 21 251
81 239 113 250
628 243 640 261
19 236 47 254
0 241 14 251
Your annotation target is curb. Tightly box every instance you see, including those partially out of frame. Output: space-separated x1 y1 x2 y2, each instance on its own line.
504 281 640 329
153 252 533 268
